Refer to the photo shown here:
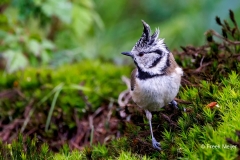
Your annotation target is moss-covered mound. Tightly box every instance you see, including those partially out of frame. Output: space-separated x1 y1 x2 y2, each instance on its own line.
0 61 131 151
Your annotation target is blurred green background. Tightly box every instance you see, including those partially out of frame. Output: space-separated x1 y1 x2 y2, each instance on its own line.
0 0 240 73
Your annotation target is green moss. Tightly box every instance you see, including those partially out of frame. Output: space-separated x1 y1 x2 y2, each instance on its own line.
0 60 131 152
115 71 240 159
0 60 131 119
0 134 53 160
1 60 131 109
53 150 84 160
171 72 240 159
187 72 240 159
1 70 239 160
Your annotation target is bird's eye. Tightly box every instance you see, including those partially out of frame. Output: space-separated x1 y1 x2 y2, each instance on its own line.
139 52 144 57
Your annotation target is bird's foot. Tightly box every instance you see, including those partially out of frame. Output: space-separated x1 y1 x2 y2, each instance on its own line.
170 100 179 110
170 100 186 112
152 137 161 150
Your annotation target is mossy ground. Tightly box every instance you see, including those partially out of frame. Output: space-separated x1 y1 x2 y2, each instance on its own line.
0 61 132 151
1 72 239 160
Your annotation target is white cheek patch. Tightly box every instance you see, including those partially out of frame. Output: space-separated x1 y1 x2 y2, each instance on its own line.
175 67 183 76
136 56 152 72
144 54 157 68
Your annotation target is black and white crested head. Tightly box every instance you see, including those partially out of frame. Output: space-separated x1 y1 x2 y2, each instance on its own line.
122 20 171 80
135 20 161 49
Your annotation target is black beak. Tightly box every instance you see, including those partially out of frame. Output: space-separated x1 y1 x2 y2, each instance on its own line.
121 51 133 58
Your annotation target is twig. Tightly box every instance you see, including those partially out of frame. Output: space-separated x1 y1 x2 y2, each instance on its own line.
208 30 240 45
89 116 94 146
72 108 84 146
121 76 131 90
21 99 35 133
78 82 93 112
200 56 205 67
118 89 131 108
174 98 192 104
194 62 212 73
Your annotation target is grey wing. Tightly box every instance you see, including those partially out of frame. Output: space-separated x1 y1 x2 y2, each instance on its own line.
130 69 137 91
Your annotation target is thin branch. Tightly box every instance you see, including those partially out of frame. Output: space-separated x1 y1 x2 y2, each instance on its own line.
208 30 240 45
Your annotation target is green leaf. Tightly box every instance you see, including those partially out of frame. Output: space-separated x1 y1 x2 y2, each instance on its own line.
45 83 64 131
71 5 93 39
28 39 41 56
41 50 51 64
40 0 72 24
41 39 55 50
2 50 28 73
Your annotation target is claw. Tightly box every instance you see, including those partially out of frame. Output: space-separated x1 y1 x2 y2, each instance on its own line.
170 100 179 110
152 137 161 150
170 100 186 112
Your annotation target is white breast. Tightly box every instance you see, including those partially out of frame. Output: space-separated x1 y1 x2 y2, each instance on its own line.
131 68 182 111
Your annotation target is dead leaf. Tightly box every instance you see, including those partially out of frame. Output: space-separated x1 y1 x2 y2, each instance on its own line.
206 102 218 109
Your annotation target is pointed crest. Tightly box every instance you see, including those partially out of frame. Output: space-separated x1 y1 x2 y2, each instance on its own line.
141 20 151 42
135 20 160 48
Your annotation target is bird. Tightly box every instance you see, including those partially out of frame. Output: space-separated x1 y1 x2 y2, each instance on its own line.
121 20 183 150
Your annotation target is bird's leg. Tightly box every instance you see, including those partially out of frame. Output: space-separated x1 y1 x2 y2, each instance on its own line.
145 110 161 150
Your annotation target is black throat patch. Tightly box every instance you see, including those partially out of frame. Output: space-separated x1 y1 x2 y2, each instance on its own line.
137 68 163 80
